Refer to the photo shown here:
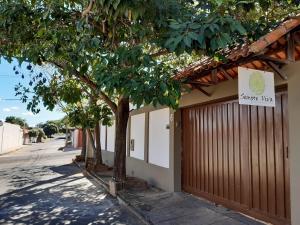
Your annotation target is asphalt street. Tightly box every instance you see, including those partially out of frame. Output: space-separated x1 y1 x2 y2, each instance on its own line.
0 138 143 225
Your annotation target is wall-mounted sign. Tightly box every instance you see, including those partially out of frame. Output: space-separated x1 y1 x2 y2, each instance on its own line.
238 67 275 107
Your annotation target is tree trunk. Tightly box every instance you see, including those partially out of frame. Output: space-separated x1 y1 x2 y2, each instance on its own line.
94 122 103 165
81 128 87 158
65 128 69 146
36 135 42 143
87 128 97 157
113 97 130 182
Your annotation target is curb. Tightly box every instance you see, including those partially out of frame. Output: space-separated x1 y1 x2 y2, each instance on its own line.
117 195 152 225
72 159 109 192
72 159 151 225
0 146 23 156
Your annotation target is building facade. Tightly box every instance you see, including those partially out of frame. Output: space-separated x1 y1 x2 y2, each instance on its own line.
93 17 300 225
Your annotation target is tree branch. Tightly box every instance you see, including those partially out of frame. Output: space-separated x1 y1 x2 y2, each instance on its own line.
48 60 118 114
82 0 96 18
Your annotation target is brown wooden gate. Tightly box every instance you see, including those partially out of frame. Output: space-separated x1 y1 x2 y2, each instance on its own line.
182 91 290 225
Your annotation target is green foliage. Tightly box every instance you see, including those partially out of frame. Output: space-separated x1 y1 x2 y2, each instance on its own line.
1 0 299 180
42 123 59 138
0 0 299 124
5 116 28 128
0 0 299 114
65 99 113 129
164 14 246 55
28 129 38 138
94 46 181 108
28 128 46 142
37 128 46 138
194 0 300 42
36 128 46 142
0 0 247 114
38 119 67 133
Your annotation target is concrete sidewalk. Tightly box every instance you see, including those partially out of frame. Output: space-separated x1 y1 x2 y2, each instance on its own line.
74 161 266 225
118 189 265 225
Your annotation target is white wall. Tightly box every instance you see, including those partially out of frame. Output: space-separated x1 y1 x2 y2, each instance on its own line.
287 61 300 225
0 126 3 152
0 122 23 154
72 129 79 148
149 108 170 168
0 127 3 148
100 124 106 150
107 121 115 152
102 120 129 154
130 113 145 160
101 107 174 191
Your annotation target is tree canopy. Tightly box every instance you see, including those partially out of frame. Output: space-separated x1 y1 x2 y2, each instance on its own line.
42 123 59 138
5 116 28 128
1 1 298 110
0 0 299 181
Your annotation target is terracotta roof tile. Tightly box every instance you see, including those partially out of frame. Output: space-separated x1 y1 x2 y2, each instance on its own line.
249 16 300 53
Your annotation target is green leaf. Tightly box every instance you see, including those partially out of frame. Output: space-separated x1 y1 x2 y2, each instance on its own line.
169 36 183 51
234 22 247 35
91 37 100 47
221 33 232 44
113 0 120 10
183 36 192 47
189 23 203 30
197 35 206 48
209 24 220 33
169 22 181 30
187 32 198 41
160 83 167 92
210 38 218 51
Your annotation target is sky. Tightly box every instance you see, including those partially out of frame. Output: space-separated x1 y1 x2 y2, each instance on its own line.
0 58 65 127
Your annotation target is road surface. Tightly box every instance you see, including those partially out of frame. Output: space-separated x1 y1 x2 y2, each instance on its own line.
0 138 143 225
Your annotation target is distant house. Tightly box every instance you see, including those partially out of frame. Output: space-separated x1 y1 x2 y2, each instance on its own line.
70 128 83 149
89 16 300 225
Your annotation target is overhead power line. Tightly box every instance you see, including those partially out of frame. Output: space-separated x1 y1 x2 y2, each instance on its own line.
0 98 22 101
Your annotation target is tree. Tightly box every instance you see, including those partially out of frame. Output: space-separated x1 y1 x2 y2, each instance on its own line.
16 65 113 166
44 119 67 133
1 0 299 183
28 129 38 143
28 128 45 142
28 129 38 138
5 116 28 128
43 123 58 138
64 98 112 166
36 128 46 143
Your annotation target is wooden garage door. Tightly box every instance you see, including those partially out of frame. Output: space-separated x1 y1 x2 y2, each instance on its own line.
182 91 290 225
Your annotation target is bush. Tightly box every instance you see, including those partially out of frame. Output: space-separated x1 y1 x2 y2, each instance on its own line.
28 129 38 138
5 116 28 128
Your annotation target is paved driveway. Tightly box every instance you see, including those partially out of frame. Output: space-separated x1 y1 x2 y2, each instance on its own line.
0 139 143 225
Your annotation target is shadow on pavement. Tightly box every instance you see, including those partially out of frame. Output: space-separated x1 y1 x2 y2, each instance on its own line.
62 148 80 152
30 148 46 152
55 137 66 140
0 163 138 225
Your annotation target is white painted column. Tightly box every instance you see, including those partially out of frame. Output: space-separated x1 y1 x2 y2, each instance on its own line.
287 61 300 225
